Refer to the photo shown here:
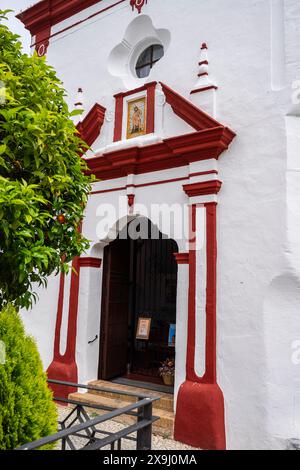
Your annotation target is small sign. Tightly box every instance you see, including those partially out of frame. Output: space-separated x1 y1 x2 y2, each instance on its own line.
136 317 152 340
168 324 176 347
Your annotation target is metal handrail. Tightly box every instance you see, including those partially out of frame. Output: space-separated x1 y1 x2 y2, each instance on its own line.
48 378 155 399
15 379 160 451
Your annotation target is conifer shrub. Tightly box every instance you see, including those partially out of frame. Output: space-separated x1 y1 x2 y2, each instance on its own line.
0 305 57 449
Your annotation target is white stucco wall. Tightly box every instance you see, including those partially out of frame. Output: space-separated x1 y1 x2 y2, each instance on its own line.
20 0 300 450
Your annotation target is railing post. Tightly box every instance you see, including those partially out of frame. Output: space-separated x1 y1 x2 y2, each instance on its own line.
137 398 153 450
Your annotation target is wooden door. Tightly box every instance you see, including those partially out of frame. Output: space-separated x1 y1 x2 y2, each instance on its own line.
131 237 178 378
98 239 130 380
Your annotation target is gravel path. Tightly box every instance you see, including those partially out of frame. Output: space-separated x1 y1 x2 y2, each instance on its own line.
57 406 198 451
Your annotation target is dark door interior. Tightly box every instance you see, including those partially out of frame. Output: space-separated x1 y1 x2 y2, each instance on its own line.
98 238 130 380
99 220 178 383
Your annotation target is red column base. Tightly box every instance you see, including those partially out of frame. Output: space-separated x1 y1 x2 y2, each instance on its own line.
47 360 78 400
174 381 226 450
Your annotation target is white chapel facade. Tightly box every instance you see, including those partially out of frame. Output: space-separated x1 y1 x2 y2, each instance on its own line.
17 0 300 450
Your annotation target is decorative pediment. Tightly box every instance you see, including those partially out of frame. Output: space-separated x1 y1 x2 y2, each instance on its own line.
160 82 221 131
112 81 234 139
87 82 236 180
76 103 106 147
86 126 235 180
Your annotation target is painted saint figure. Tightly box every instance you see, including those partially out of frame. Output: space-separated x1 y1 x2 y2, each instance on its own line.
131 105 143 134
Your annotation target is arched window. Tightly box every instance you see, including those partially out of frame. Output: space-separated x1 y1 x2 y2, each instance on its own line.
135 44 164 78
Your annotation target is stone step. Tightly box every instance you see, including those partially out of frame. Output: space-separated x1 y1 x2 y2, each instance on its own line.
68 392 174 439
87 380 174 413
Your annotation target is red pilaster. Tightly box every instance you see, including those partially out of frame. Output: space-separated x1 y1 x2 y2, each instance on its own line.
113 94 124 142
47 254 103 399
174 201 226 450
35 25 51 56
47 257 80 398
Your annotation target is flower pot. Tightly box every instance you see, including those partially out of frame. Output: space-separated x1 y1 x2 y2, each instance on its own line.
162 374 174 386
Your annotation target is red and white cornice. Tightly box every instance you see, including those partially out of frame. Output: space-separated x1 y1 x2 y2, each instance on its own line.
86 126 235 181
17 0 149 37
183 180 222 198
17 0 102 35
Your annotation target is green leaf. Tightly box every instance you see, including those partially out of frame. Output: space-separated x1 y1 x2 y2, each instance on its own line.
0 11 92 310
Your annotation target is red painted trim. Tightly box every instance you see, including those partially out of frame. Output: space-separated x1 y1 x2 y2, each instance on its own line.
133 176 187 189
113 82 157 142
146 82 156 134
17 0 105 35
47 261 79 398
199 60 209 66
160 82 221 131
77 103 106 147
79 257 102 268
186 204 197 382
91 185 127 195
52 272 65 361
137 176 187 188
47 242 83 397
186 203 218 383
114 82 157 100
35 26 51 56
174 253 190 265
90 173 221 196
90 175 189 196
198 72 209 78
204 202 218 383
183 180 222 198
113 95 124 142
189 170 218 178
174 382 226 450
174 201 225 450
87 126 235 181
130 0 148 14
29 1 126 48
190 86 218 95
127 194 135 207
65 257 80 360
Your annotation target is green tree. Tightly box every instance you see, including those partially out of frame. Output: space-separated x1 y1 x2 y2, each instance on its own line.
0 10 91 309
0 304 57 449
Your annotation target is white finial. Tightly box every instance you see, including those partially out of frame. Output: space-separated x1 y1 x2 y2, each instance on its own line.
191 43 217 95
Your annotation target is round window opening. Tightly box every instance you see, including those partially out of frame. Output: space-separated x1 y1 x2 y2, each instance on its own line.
135 44 164 79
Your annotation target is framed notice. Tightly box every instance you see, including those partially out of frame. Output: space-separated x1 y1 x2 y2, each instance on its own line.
136 317 152 340
168 324 176 347
126 97 147 140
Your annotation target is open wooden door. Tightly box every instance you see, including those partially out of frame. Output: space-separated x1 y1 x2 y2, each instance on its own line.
98 239 130 380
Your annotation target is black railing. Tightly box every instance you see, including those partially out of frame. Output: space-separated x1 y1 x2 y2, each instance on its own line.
15 379 160 451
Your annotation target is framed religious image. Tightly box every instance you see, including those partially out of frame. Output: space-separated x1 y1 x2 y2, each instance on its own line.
136 317 152 340
126 96 147 139
168 324 176 347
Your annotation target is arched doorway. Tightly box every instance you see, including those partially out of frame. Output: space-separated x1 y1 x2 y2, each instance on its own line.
98 218 178 389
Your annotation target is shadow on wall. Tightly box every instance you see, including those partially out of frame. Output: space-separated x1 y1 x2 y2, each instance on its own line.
263 273 300 449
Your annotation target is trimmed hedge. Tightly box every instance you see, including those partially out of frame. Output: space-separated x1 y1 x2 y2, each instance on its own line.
0 305 57 449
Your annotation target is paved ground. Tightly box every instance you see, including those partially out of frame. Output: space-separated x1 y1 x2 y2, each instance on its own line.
57 406 198 451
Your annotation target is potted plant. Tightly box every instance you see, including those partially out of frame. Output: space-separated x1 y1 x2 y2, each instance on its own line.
159 359 175 386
